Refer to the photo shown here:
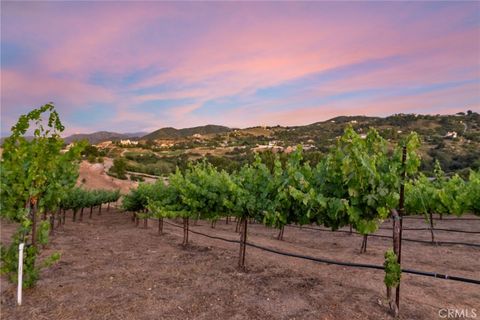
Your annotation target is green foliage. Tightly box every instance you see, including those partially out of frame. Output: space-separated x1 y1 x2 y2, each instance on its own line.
384 249 401 289
310 126 420 235
264 146 315 229
234 155 277 221
37 221 51 246
0 103 83 288
464 170 480 215
406 160 472 218
62 188 120 211
109 157 127 179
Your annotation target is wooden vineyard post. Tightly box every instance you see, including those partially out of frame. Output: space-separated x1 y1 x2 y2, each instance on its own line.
158 218 163 234
30 200 37 248
429 212 435 244
395 146 407 314
57 209 62 228
238 217 248 269
182 217 189 246
49 212 55 235
391 209 401 317
277 225 285 240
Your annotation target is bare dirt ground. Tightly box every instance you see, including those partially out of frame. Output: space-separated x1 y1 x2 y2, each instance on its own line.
77 160 139 194
1 210 479 320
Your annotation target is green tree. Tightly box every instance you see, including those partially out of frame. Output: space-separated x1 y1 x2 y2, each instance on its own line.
109 157 127 179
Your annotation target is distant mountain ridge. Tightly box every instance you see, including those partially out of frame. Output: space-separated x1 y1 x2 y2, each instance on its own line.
63 131 147 144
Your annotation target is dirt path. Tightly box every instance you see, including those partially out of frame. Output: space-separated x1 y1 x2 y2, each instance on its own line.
1 210 479 320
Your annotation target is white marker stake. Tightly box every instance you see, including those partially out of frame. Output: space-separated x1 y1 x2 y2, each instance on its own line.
17 243 25 306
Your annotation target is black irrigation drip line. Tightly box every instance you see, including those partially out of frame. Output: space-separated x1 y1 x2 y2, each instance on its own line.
404 216 480 221
159 220 480 285
286 224 480 248
163 219 240 244
378 226 480 234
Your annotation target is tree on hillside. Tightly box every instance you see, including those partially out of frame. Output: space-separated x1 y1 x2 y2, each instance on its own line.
109 157 127 179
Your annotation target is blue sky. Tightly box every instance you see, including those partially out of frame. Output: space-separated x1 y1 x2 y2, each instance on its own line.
1 1 479 136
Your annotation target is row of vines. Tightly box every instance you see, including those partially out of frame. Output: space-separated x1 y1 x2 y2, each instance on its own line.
123 128 478 259
0 104 120 288
1 105 478 316
122 126 478 315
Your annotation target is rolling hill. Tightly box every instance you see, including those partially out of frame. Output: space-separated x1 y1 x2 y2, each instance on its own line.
141 124 231 140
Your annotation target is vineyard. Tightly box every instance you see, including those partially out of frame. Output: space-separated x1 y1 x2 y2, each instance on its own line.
1 105 479 319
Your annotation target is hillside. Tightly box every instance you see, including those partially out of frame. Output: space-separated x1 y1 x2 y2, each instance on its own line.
134 111 480 174
141 124 231 140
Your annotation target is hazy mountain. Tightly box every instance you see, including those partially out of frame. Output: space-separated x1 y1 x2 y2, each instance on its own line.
64 131 147 144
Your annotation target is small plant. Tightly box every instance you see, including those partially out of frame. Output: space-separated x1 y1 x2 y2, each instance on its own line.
384 249 401 316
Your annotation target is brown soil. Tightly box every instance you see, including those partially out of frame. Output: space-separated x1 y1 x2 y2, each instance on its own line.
77 160 138 193
1 211 479 320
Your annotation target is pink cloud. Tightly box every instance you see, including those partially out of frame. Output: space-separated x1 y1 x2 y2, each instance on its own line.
2 2 479 133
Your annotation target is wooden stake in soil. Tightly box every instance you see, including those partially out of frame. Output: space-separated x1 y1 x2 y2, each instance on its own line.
56 210 62 228
49 213 55 235
30 200 37 248
158 218 163 234
391 209 401 317
238 217 248 269
277 225 285 240
395 146 407 314
235 218 241 233
182 217 189 246
429 212 435 244
360 234 368 253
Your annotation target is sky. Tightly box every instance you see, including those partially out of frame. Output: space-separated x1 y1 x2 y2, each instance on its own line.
1 1 479 136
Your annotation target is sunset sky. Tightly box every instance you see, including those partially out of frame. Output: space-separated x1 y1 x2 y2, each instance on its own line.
1 1 479 136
